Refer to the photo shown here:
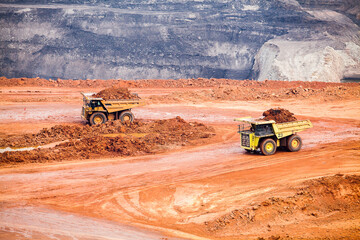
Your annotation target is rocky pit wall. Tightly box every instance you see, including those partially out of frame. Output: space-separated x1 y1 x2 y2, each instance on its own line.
0 1 359 82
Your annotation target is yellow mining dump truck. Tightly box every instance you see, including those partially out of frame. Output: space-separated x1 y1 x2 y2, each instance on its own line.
234 117 313 155
81 92 145 125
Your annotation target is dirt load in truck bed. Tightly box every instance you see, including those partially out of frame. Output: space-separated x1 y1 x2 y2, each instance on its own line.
262 108 297 123
92 87 140 100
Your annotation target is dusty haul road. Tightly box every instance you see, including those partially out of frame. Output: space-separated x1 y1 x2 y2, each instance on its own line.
0 78 360 240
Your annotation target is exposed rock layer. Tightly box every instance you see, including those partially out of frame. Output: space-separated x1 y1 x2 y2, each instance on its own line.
0 0 359 81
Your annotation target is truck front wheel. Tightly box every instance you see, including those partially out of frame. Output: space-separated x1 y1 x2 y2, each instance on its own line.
90 112 107 126
260 138 277 156
119 111 134 123
287 135 302 152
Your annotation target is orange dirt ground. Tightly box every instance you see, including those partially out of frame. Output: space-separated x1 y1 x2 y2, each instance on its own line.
0 77 360 240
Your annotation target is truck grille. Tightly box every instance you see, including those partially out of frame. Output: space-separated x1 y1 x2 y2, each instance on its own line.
241 133 250 147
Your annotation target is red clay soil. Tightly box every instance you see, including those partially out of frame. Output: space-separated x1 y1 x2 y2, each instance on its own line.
0 117 215 165
0 124 96 148
92 87 140 100
148 84 360 103
1 77 359 89
262 108 297 123
205 174 360 239
1 77 359 104
1 135 152 164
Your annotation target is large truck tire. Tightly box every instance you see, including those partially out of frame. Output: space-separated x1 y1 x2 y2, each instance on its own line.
90 112 107 126
287 135 302 152
119 110 134 123
260 138 277 156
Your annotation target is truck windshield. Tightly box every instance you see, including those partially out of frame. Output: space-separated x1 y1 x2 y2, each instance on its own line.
254 124 274 136
90 100 101 108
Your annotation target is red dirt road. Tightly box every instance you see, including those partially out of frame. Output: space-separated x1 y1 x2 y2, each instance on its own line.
0 79 360 240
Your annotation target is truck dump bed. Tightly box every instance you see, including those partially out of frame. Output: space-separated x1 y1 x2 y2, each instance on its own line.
81 92 145 113
101 99 145 113
234 117 313 138
273 120 313 136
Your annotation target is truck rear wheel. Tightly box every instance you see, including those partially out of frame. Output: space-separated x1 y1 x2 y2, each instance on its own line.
287 135 302 152
90 112 107 126
260 138 277 156
119 111 134 123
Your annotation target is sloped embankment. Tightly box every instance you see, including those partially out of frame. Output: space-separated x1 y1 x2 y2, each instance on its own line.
205 174 360 239
0 117 215 165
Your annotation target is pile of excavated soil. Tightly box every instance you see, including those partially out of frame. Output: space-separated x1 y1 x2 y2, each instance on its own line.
0 125 95 148
0 117 212 148
1 77 359 103
92 87 140 100
205 174 360 238
0 117 215 165
1 135 153 164
262 108 297 123
1 77 359 89
148 85 360 103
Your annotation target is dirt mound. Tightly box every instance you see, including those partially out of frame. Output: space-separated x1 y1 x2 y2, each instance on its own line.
0 120 149 148
1 76 359 90
0 117 215 165
1 135 153 164
205 174 360 238
92 87 140 100
0 117 212 148
0 125 94 148
148 84 360 103
262 108 297 123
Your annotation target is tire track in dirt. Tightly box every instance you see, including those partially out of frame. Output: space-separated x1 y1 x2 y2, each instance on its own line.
0 206 185 240
0 81 359 239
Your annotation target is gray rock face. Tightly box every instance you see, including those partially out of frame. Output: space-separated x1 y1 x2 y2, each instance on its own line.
252 1 360 82
0 0 359 81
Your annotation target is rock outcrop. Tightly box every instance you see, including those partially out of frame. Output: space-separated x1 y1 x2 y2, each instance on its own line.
251 3 360 82
0 0 359 81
